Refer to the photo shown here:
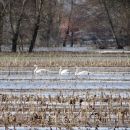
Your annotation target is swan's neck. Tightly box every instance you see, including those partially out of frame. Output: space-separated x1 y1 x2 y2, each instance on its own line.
34 66 38 73
75 68 79 75
59 68 62 74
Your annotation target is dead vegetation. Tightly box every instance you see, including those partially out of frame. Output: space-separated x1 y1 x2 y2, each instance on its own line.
0 89 130 128
0 52 130 67
0 51 130 129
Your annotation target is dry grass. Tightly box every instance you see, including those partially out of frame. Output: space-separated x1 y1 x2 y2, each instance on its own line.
0 89 130 128
0 52 130 67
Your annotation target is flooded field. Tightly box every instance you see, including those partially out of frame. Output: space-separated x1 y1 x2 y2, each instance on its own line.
0 52 130 129
0 67 130 89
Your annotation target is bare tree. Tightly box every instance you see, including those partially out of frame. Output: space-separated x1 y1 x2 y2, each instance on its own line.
10 0 28 52
0 0 7 51
0 3 3 52
100 0 123 49
63 0 74 47
126 0 130 48
29 0 44 52
0 0 129 50
45 0 53 47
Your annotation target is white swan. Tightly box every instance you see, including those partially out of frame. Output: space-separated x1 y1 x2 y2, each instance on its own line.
75 67 89 76
34 65 49 74
59 66 70 75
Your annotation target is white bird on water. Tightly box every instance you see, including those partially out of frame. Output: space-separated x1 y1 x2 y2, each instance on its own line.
75 67 89 76
59 66 70 75
34 65 49 74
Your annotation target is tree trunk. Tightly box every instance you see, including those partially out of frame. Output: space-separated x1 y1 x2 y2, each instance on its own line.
0 4 3 52
46 0 53 47
0 17 2 52
128 20 130 48
29 0 44 52
57 13 62 47
126 0 130 47
101 0 123 49
46 22 52 47
63 0 74 47
70 31 74 47
11 17 22 52
11 0 27 52
29 14 40 52
63 29 69 47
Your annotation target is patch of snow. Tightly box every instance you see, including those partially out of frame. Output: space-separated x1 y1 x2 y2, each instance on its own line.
1 45 130 52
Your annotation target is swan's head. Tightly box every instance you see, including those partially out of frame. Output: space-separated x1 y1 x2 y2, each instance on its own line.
75 66 79 71
34 64 38 67
59 66 62 70
59 66 62 73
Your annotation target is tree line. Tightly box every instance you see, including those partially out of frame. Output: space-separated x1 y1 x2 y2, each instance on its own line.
0 0 130 52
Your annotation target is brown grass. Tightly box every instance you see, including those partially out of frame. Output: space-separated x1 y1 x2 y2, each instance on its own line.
0 89 130 128
0 52 130 67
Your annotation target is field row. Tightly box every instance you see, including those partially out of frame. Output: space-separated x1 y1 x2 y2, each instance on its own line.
0 54 130 67
0 89 130 127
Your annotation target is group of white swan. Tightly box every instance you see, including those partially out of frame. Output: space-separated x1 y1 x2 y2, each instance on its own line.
34 65 89 76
